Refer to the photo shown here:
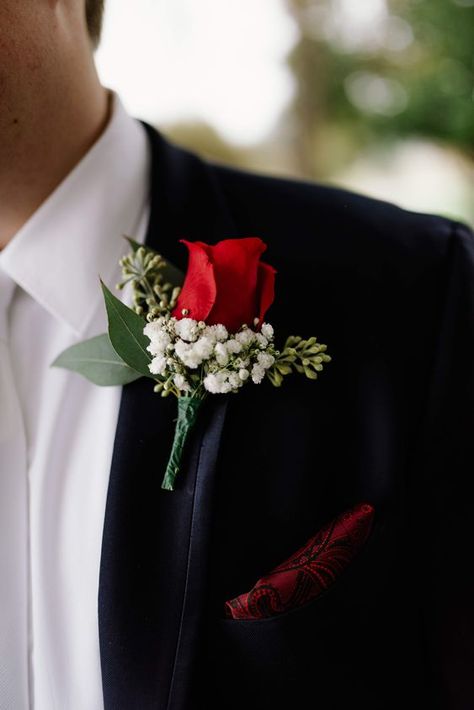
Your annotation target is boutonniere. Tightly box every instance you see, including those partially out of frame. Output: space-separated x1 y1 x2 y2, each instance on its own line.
52 236 331 491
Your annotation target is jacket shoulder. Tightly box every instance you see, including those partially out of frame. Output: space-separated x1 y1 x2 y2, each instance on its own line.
208 159 472 285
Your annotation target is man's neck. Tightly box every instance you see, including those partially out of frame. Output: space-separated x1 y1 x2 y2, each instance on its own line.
0 69 110 251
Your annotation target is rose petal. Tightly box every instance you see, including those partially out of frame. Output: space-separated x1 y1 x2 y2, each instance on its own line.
255 261 277 326
172 240 217 321
206 237 267 332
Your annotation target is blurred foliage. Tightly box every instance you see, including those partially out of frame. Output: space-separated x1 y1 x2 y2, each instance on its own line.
159 120 299 178
285 0 474 176
159 122 251 168
158 0 472 222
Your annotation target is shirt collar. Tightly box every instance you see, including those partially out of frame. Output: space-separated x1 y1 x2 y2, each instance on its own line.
0 91 150 337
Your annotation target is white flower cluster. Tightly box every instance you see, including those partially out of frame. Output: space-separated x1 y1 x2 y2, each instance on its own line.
143 317 276 395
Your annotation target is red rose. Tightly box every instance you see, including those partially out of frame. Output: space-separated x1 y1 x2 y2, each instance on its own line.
172 237 277 333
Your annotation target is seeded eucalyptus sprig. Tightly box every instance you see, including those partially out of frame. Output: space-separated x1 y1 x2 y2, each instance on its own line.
266 335 331 387
116 238 181 321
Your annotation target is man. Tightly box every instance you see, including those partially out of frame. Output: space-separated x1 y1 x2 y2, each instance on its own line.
0 1 472 709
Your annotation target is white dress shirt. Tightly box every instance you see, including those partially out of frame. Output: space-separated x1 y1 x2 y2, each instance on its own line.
0 92 151 710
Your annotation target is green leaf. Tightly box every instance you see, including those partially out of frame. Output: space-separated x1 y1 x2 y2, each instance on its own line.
161 260 185 288
123 235 145 253
51 333 142 386
100 279 155 377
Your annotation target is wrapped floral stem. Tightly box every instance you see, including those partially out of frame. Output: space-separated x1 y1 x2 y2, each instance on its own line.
161 396 203 490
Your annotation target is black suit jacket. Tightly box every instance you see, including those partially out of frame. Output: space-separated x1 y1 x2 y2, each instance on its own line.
97 121 474 709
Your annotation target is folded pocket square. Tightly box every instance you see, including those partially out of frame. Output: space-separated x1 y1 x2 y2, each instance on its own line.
224 502 375 620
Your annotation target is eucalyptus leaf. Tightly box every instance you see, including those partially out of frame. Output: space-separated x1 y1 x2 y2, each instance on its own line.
51 333 142 386
100 279 155 378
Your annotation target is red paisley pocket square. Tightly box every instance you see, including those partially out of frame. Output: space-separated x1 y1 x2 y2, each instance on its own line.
224 502 375 620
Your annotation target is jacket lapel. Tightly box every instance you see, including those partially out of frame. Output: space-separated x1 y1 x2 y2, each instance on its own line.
98 123 237 709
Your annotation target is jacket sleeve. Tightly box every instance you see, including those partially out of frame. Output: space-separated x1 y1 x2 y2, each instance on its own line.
409 218 474 707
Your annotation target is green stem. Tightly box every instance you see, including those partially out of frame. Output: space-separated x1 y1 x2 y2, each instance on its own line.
141 276 158 304
161 396 204 491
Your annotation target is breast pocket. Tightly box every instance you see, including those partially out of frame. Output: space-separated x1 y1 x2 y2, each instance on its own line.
205 511 383 709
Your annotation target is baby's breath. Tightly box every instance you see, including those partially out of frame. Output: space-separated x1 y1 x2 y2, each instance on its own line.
143 316 331 398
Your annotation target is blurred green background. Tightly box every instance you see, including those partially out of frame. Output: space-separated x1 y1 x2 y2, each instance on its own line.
98 0 474 225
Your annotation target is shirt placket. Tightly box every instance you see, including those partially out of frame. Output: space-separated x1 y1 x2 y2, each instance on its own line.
0 266 32 710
